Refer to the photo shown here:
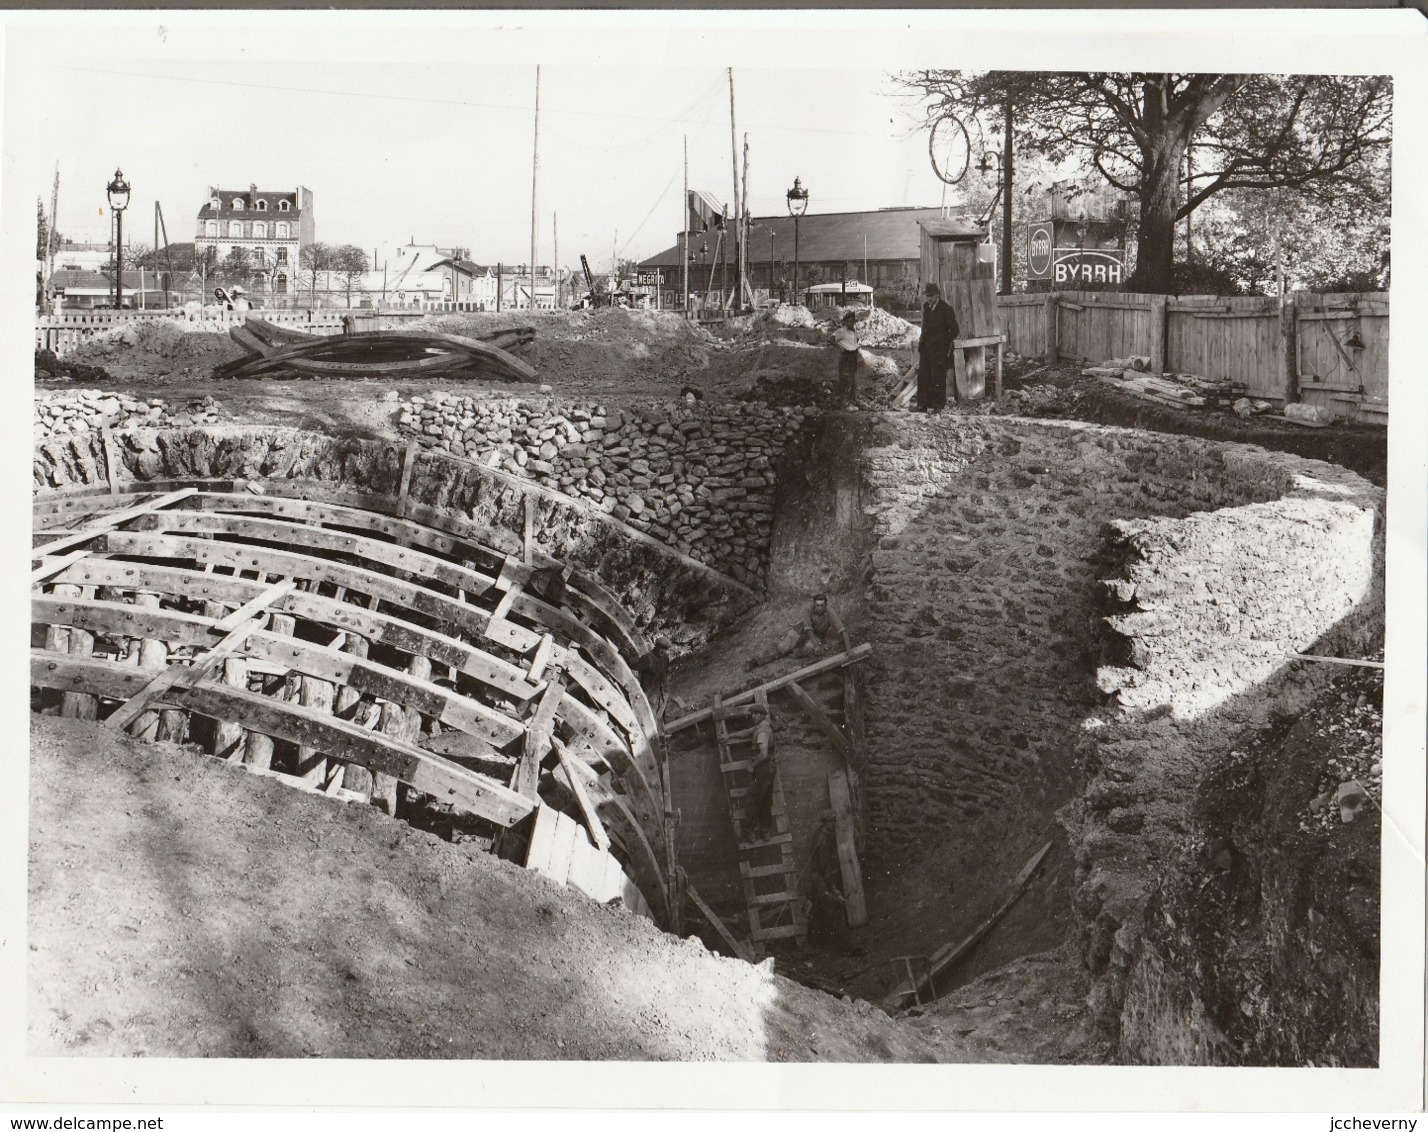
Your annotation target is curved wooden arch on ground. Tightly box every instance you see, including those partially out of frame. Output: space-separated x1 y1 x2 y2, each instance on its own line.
31 482 673 925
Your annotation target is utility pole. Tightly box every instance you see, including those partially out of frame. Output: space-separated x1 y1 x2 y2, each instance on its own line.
728 68 742 311
739 132 751 309
553 211 559 308
531 65 540 311
682 136 689 316
1001 97 1014 296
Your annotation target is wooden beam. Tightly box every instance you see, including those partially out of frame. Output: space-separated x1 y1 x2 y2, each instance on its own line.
666 643 874 733
32 551 92 586
553 737 610 851
99 425 121 494
396 439 419 519
783 680 854 765
32 651 536 829
1293 654 1385 669
31 487 198 560
213 578 296 632
683 878 755 963
826 769 868 928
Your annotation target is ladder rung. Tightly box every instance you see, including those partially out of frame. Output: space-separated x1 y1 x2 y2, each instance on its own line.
721 759 752 772
741 832 793 848
750 890 798 906
740 861 794 878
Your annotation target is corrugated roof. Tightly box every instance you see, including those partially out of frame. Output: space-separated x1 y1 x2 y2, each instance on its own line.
639 207 985 269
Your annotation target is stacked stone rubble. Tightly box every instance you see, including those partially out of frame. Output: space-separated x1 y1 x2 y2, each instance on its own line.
34 389 173 441
398 394 811 588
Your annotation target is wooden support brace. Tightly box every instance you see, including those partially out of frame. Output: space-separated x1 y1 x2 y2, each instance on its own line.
552 737 610 851
214 578 295 632
783 680 854 765
396 439 419 519
527 632 555 684
523 494 536 566
683 878 755 963
104 614 268 733
667 643 873 733
32 551 92 586
32 487 198 560
100 425 121 495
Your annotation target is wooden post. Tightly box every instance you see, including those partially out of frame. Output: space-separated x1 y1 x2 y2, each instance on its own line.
244 612 294 770
523 494 536 565
202 600 248 760
41 584 76 716
1148 293 1168 376
60 585 98 720
1043 292 1058 362
334 635 374 796
296 674 335 784
1282 291 1299 406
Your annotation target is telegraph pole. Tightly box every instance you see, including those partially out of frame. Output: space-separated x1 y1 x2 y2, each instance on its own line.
1001 98 1014 296
682 136 690 315
530 65 540 311
728 68 742 310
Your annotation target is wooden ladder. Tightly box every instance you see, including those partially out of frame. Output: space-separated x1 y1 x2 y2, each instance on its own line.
711 690 806 956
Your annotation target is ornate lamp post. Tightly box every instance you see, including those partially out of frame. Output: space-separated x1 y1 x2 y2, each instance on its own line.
106 169 131 310
785 176 808 307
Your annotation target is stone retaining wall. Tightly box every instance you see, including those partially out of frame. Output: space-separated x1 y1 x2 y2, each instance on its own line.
398 394 812 589
33 426 755 644
34 389 175 441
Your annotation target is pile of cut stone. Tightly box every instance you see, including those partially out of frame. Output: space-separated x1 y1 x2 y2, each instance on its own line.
34 389 170 440
397 392 812 586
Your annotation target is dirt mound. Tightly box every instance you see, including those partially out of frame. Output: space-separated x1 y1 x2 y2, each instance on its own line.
62 320 248 384
29 715 1008 1063
815 305 920 350
757 303 817 330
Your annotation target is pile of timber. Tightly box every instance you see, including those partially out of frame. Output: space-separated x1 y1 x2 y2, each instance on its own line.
1083 358 1264 414
217 318 539 383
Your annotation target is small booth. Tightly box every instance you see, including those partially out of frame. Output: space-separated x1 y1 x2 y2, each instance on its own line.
918 218 1005 400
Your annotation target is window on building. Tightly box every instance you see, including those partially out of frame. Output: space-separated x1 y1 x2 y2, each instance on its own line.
276 247 288 264
205 220 218 238
229 221 243 238
278 200 291 212
209 197 220 210
254 222 267 239
275 274 288 294
231 198 245 210
275 222 289 239
256 200 268 211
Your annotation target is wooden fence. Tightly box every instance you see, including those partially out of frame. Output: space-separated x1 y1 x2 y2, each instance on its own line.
996 290 1388 424
36 307 426 357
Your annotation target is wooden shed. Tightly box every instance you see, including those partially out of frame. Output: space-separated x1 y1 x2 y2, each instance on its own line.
919 218 1004 400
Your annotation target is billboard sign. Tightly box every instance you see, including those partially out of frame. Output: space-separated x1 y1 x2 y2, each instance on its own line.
1026 220 1125 285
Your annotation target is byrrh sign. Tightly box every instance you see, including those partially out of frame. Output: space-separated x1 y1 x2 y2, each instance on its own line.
1026 220 1125 285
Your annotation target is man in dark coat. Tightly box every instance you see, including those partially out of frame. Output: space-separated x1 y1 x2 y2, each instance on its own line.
917 282 960 411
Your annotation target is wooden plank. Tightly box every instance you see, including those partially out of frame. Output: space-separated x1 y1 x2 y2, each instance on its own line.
667 643 873 733
1293 654 1385 669
213 579 296 631
99 425 121 494
682 881 755 962
783 680 854 765
554 738 611 850
567 835 612 901
543 809 581 887
827 769 868 928
31 488 198 559
396 439 419 519
953 334 1006 349
32 551 92 586
524 804 561 876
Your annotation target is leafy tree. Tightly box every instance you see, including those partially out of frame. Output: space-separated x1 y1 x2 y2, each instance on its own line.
332 244 370 308
903 71 1391 293
37 198 48 260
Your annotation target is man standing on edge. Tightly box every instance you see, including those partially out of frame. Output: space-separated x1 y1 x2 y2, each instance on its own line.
917 282 960 412
831 311 861 406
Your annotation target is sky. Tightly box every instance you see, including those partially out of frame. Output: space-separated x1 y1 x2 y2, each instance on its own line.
9 18 971 272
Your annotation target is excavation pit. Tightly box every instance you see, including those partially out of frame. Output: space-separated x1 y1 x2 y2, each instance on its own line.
29 411 1384 1062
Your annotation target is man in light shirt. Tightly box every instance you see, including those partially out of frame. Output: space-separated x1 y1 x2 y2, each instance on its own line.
831 311 861 405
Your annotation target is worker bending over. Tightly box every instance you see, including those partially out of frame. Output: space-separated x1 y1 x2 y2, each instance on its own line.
746 593 850 672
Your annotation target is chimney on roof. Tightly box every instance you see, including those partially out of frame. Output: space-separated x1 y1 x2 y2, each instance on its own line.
250 183 257 199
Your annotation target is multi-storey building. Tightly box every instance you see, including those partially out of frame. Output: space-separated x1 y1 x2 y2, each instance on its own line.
195 184 313 296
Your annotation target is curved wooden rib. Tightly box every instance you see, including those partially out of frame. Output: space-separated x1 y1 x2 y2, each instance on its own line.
31 651 535 828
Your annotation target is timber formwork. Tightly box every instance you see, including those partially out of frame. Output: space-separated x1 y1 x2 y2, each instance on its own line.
31 481 676 926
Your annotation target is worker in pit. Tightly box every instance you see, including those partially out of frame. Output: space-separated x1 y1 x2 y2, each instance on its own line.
746 592 850 672
917 282 960 412
831 311 862 406
633 634 672 720
731 703 777 842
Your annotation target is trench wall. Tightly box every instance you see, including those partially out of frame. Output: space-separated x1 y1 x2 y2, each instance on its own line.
397 394 811 590
1071 457 1383 1063
32 425 756 642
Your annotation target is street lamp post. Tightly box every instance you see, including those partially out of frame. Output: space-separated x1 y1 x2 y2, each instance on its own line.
786 176 808 307
106 169 131 310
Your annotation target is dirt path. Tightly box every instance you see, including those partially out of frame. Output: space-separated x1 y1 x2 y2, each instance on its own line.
30 715 1041 1062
